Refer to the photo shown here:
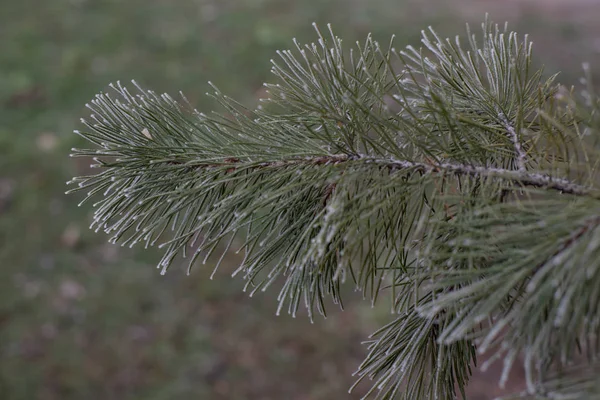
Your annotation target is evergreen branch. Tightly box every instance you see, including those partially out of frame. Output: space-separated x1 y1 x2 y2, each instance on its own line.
416 196 600 392
67 17 600 399
131 151 596 197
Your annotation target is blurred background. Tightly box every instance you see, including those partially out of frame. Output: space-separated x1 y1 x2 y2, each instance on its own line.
1 1 599 399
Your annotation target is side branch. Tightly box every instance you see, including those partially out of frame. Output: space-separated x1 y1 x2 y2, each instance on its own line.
498 112 527 172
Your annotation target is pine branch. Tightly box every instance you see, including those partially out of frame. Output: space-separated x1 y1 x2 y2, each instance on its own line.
67 17 600 399
416 196 600 392
132 150 597 196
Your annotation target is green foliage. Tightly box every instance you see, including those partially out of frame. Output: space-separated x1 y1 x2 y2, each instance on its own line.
68 17 600 399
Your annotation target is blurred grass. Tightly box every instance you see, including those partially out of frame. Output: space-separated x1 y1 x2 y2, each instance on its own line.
1 1 599 399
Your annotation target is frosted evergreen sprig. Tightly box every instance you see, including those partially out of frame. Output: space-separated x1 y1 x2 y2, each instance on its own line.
68 17 600 399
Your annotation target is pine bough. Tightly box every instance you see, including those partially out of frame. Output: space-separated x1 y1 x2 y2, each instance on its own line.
67 18 600 399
